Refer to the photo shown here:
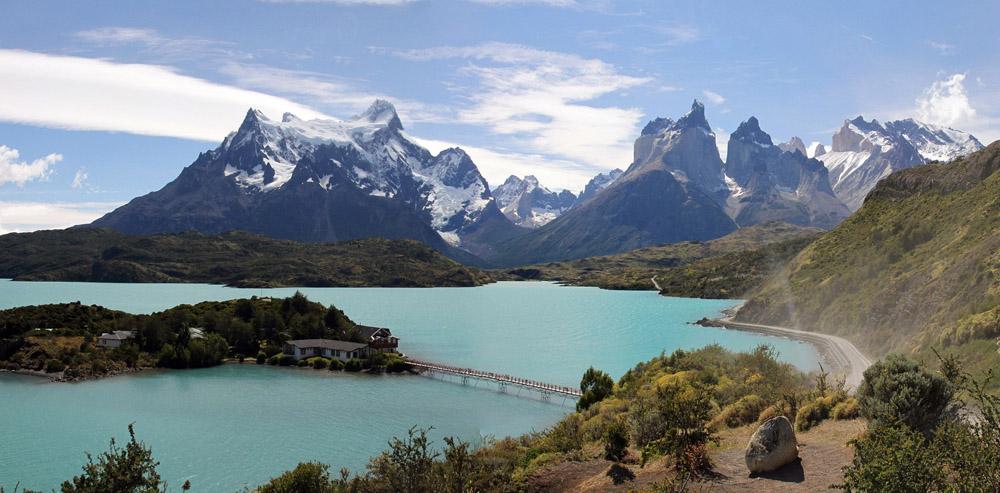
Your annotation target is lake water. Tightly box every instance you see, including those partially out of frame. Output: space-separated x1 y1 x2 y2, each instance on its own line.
0 280 819 491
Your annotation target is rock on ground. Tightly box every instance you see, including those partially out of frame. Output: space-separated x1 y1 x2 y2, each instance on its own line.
745 416 799 473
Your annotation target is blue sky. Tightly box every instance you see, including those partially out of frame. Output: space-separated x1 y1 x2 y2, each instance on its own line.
1 0 998 232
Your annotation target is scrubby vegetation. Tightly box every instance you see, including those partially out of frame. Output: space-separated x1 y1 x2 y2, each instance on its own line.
737 143 1000 386
0 228 492 288
498 222 820 298
0 293 377 379
838 354 1000 492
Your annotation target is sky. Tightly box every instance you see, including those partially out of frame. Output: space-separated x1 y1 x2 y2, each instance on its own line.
1 0 999 233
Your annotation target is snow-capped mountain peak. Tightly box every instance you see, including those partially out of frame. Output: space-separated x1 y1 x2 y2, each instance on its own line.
884 118 984 162
493 175 576 228
356 99 402 129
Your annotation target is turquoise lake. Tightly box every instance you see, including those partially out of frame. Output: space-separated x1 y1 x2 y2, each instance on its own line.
0 280 819 491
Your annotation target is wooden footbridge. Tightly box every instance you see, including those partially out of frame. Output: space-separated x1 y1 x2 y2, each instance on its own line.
405 358 582 401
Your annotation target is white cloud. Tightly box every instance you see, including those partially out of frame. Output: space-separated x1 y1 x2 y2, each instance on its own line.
384 42 650 174
216 62 448 124
0 201 123 233
0 49 327 142
916 73 977 128
702 89 726 105
413 137 603 192
0 145 62 187
928 40 954 55
71 168 90 190
74 27 247 63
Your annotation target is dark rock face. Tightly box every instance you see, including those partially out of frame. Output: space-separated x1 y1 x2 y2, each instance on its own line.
575 168 623 204
745 416 799 473
725 117 850 229
91 101 519 259
488 100 737 266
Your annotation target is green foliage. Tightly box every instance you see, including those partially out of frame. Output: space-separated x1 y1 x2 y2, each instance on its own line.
738 147 1000 384
384 354 409 373
500 222 820 298
838 420 945 493
831 398 859 420
277 354 297 367
839 354 1000 492
713 394 767 428
60 424 165 493
857 354 954 433
328 359 345 371
344 358 363 372
367 426 439 493
256 352 266 365
310 357 330 370
636 380 716 471
45 358 65 373
0 229 492 288
602 420 629 461
257 462 336 493
577 367 613 411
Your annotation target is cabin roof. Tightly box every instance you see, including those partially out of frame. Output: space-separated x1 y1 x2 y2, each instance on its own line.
286 339 368 352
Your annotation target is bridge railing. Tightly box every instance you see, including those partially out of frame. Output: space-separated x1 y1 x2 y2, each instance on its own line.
406 359 582 397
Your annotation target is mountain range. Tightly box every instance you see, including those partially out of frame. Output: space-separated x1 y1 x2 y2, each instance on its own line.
86 99 984 267
91 100 520 260
817 116 983 209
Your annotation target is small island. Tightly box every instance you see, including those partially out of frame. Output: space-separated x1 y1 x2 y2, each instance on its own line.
0 293 408 381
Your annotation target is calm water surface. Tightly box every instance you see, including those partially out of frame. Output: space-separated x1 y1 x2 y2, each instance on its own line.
0 280 818 491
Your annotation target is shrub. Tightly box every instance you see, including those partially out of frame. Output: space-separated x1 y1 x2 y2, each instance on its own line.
45 358 66 373
344 358 363 372
577 367 614 411
831 397 860 420
60 424 165 493
606 463 635 485
267 354 280 366
257 462 334 493
256 352 267 365
311 357 329 370
385 354 409 373
297 359 310 368
328 359 345 371
603 420 629 461
277 354 297 367
838 421 945 492
714 394 767 428
857 354 954 433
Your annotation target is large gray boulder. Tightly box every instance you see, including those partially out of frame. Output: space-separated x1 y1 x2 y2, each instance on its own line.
745 416 799 473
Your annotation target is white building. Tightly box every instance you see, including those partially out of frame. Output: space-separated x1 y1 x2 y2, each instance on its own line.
96 330 135 348
283 339 369 362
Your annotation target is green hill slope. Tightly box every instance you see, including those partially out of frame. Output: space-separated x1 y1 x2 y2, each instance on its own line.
737 142 1000 377
499 222 821 297
0 229 493 288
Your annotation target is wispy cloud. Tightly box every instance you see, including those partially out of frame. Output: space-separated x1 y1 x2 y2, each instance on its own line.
74 27 248 63
702 89 726 105
0 49 326 142
928 40 954 55
0 145 62 187
216 62 448 123
382 42 650 171
0 201 123 233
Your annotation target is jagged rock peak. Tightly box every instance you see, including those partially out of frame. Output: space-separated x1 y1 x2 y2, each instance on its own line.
282 112 300 123
731 117 773 146
778 136 807 156
676 99 710 131
641 117 675 136
357 99 402 130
